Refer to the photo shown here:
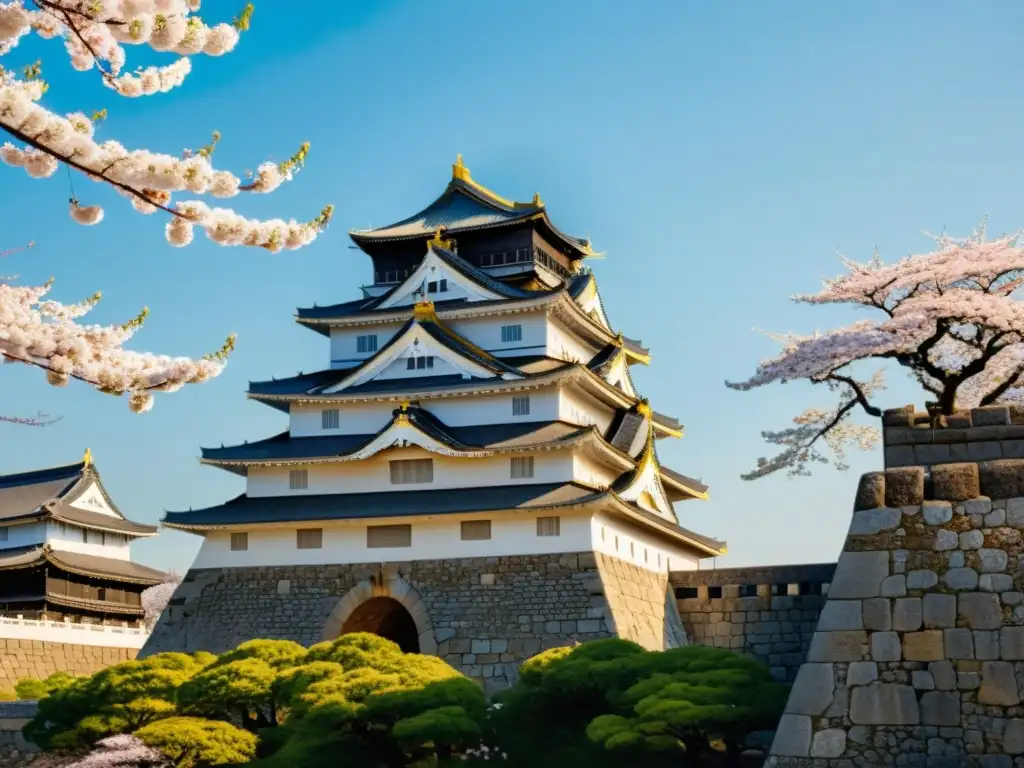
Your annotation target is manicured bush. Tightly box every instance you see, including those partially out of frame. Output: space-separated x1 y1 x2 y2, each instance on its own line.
135 717 257 768
15 671 76 701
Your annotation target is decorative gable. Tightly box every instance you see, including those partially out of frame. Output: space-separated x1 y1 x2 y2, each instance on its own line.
66 481 119 519
375 245 507 310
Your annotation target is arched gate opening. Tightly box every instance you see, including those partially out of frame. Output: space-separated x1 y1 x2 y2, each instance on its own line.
339 596 420 653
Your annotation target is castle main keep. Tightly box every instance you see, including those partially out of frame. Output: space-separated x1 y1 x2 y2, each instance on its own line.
143 157 723 692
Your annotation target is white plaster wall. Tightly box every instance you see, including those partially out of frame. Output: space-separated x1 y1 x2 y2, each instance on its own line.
67 482 120 519
0 521 45 550
573 454 619 489
330 322 403 367
590 513 700 574
246 448 575 497
447 313 548 358
191 509 594 568
547 318 601 363
0 616 147 648
289 391 561 438
559 387 615 433
46 522 131 560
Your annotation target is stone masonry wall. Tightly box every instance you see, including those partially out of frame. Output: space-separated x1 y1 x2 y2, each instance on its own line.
143 550 691 695
769 411 1024 767
0 702 38 754
672 563 837 682
0 640 136 691
884 403 1024 469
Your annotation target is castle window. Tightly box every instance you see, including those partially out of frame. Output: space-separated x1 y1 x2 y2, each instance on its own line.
357 334 378 354
510 456 534 479
390 459 433 485
657 553 662 567
600 526 606 541
289 469 309 490
426 279 449 294
230 532 248 552
407 356 435 370
536 516 560 537
675 586 699 599
0 527 7 542
439 279 448 292
321 409 340 430
512 396 530 416
98 588 106 601
739 584 759 597
644 548 648 563
707 586 723 599
427 280 437 293
367 524 411 548
630 542 635 558
85 529 105 546
614 535 619 551
296 528 322 549
501 324 523 343
460 520 491 541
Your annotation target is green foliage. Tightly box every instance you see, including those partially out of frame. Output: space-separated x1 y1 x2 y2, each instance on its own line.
136 716 257 768
176 658 278 730
208 639 306 671
14 672 75 700
25 652 212 750
496 640 786 767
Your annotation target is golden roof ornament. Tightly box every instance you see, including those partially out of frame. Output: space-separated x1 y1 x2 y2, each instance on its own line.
82 447 93 467
399 401 410 412
636 399 652 418
427 227 453 251
452 154 470 182
532 192 543 207
413 299 436 321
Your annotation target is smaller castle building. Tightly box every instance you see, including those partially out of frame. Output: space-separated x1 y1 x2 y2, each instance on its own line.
0 451 166 689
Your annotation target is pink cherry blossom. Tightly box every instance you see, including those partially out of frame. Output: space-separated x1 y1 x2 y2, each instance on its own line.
0 1 333 249
728 217 1024 479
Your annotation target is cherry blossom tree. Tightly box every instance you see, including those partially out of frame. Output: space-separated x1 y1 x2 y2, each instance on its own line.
0 1 333 249
2 241 233 423
727 217 1024 480
0 2 333 422
141 574 180 629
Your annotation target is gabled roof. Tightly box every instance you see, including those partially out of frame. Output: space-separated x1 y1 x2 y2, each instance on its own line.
0 544 166 585
348 156 596 259
0 455 157 536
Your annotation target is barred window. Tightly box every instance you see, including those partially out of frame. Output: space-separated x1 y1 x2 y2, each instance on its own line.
510 456 534 479
367 524 412 548
460 520 492 541
357 334 378 354
321 409 340 430
536 516 560 537
296 528 322 549
439 279 448 292
512 396 530 416
407 356 435 371
289 469 309 490
389 459 433 484
0 526 9 542
501 324 523 343
427 280 438 293
230 532 248 551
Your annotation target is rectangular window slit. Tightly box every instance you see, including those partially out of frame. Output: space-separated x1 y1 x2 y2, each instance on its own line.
536 516 560 537
460 520 491 541
510 456 534 479
289 469 309 490
367 524 412 548
296 528 322 549
230 532 248 551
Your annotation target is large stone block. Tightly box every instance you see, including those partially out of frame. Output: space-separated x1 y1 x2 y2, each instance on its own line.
943 628 974 660
979 660 1021 705
923 593 956 629
930 462 981 502
850 507 902 535
958 593 1003 630
920 690 961 726
870 631 901 661
922 501 954 525
816 600 863 631
885 466 925 506
853 472 886 511
862 598 891 631
849 683 920 725
846 660 878 686
903 630 944 661
1000 627 1024 660
892 597 922 632
980 460 1024 500
828 551 890 599
810 728 847 759
1004 719 1024 756
770 714 812 757
806 630 867 662
784 663 835 716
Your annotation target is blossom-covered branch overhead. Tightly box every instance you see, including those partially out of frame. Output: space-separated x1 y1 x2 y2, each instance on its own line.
0 0 334 251
1 242 234 415
727 217 1024 480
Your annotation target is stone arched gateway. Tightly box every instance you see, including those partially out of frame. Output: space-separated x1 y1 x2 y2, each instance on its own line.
321 571 437 656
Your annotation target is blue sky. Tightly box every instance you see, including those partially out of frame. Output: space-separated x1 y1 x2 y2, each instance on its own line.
2 1 1023 575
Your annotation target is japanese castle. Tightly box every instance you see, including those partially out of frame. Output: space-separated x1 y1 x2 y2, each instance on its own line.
0 451 165 633
162 157 723 574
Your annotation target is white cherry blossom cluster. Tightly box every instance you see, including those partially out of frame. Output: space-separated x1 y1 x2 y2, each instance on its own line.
1 269 234 414
142 577 181 629
0 1 333 250
728 218 1024 479
66 734 169 768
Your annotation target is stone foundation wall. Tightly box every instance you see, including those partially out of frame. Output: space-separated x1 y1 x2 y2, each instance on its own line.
597 552 688 649
672 563 836 682
768 450 1024 766
0 640 136 691
884 403 1024 469
0 703 38 754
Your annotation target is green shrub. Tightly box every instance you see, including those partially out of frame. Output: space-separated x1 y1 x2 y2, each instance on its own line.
136 716 257 767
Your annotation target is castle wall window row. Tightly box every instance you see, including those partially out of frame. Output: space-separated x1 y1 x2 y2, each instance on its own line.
389 458 433 485
501 324 523 343
460 520 491 541
367 524 412 548
407 355 435 370
356 334 378 354
426 279 448 294
289 469 309 490
510 456 534 479
296 528 323 549
322 409 340 430
512 396 530 416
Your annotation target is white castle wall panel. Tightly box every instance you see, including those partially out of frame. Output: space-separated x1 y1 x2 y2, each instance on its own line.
447 313 549 357
559 387 615 433
374 355 464 381
0 616 148 649
191 509 595 568
548 317 601 364
46 522 131 561
245 449 576 497
0 521 45 551
573 453 620 489
590 513 700 574
330 322 403 367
